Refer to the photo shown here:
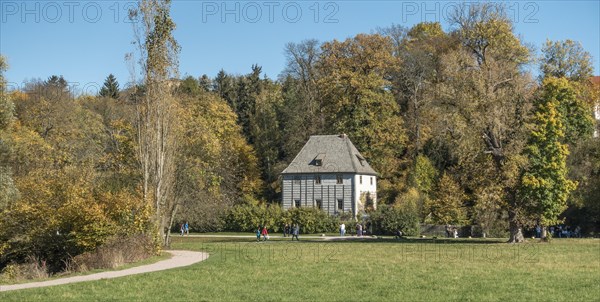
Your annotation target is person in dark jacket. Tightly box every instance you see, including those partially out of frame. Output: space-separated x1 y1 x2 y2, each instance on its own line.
291 224 299 241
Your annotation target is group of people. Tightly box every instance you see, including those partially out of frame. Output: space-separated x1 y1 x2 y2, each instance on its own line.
258 224 300 241
541 225 581 238
180 221 189 236
283 224 300 240
445 225 459 238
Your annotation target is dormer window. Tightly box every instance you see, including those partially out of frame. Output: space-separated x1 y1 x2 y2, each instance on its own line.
314 153 325 166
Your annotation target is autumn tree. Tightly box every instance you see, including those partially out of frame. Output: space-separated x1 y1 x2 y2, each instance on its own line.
130 0 181 246
318 33 407 203
0 55 19 209
425 172 467 225
541 40 594 82
175 89 262 230
444 3 534 242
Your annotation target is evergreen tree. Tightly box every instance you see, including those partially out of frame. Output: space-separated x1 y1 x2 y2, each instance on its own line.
99 74 120 99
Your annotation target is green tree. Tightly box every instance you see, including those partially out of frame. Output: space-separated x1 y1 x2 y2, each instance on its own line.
520 78 578 236
99 74 120 99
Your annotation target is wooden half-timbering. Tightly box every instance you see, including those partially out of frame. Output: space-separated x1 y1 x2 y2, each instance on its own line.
282 174 354 215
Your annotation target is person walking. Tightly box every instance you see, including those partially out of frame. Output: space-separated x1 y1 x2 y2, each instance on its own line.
261 226 269 241
184 221 189 236
356 223 363 237
256 226 261 241
284 224 289 237
340 223 346 237
292 224 299 241
180 223 184 236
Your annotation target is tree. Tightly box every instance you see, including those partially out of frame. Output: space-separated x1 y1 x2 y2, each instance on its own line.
0 56 14 131
99 74 120 99
520 78 578 237
541 40 593 82
318 34 407 203
175 89 262 231
426 172 467 225
0 55 19 209
280 39 323 159
130 0 181 246
444 3 534 242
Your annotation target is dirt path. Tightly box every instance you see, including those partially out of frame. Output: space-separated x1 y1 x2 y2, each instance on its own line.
0 250 208 292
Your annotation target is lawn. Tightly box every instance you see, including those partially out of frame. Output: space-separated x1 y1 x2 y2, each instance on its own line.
1 237 598 301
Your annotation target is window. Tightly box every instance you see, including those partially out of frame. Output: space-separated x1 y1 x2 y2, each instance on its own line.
314 153 325 166
360 175 363 184
337 199 344 211
315 175 321 185
315 199 322 209
294 176 301 185
370 177 373 185
336 175 343 184
295 199 301 208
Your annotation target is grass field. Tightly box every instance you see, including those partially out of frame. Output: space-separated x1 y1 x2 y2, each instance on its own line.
1 237 598 301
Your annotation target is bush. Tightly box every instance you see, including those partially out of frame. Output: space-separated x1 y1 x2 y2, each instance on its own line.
369 203 420 236
70 234 155 272
0 255 48 282
225 204 283 232
225 204 342 234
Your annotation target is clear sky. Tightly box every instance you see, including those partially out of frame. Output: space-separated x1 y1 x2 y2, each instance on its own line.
1 1 599 94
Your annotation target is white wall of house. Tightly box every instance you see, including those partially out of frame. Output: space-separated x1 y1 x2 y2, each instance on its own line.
353 174 377 218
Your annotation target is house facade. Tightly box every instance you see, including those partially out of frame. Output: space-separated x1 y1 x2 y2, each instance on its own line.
281 134 377 219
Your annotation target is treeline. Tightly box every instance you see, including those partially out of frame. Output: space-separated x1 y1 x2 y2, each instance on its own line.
0 2 599 274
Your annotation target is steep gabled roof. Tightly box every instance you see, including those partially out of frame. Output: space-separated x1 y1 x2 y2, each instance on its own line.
281 134 378 175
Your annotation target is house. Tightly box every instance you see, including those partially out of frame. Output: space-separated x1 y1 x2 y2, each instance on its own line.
280 134 377 219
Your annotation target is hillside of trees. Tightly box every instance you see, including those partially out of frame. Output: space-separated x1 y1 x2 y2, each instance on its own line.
1 2 599 275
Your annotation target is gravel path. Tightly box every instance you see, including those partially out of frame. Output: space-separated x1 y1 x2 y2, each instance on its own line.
0 250 208 292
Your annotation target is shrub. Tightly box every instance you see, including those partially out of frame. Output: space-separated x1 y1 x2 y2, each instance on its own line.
369 203 420 236
71 234 155 272
225 204 341 234
0 255 48 282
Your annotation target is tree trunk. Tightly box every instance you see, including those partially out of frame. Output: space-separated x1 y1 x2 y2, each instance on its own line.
507 210 525 243
164 203 179 247
541 226 548 241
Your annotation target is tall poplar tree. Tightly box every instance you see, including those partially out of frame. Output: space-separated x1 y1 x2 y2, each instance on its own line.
130 0 180 246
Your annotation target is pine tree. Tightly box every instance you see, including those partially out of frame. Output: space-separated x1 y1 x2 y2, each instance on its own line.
99 74 120 99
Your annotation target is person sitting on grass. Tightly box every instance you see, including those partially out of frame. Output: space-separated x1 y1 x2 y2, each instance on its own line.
394 229 403 240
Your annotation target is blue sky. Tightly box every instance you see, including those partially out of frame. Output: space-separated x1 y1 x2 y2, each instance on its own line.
1 1 599 93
